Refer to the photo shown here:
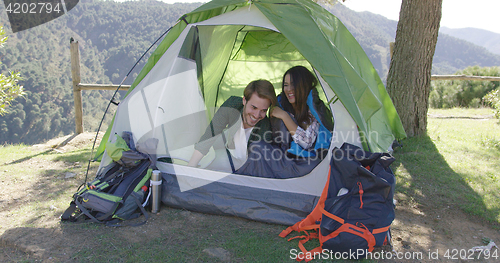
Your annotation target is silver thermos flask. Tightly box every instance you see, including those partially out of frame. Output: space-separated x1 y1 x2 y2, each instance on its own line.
151 170 162 213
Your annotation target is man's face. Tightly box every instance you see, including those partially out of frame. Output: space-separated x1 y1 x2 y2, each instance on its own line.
242 92 271 129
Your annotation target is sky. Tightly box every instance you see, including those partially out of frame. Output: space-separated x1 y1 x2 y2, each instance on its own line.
155 0 500 34
342 0 500 34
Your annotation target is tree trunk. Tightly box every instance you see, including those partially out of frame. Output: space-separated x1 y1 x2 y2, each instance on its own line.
386 0 442 137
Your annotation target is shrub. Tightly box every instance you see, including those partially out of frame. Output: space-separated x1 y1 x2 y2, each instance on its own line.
430 66 500 108
483 88 500 118
470 98 481 108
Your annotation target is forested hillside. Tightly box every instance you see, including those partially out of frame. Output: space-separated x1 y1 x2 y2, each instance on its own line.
0 0 201 144
0 0 498 145
440 27 500 55
0 14 111 144
433 34 500 74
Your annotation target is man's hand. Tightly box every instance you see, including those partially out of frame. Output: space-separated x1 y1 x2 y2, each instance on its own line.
188 150 204 167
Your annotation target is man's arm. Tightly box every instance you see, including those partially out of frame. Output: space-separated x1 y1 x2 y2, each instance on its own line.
189 96 242 166
188 149 205 167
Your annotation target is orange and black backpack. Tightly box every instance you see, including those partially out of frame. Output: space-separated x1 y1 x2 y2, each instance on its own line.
280 143 396 261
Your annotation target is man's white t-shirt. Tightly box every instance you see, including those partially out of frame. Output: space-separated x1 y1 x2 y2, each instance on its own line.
230 119 253 167
208 117 253 172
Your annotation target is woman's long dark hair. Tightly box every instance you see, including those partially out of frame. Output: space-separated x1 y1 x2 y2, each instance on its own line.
281 66 317 129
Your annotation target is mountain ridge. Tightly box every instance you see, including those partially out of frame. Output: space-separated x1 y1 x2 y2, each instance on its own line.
440 27 500 55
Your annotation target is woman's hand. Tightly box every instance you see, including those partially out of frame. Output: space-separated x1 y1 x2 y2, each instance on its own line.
270 106 287 120
270 106 298 135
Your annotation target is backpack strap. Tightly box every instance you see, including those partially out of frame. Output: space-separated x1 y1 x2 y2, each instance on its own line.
66 194 149 227
61 201 78 222
280 167 331 238
67 196 121 224
288 231 323 262
74 198 106 224
106 194 150 227
319 223 376 252
60 200 108 224
280 168 332 261
319 205 344 224
372 225 391 234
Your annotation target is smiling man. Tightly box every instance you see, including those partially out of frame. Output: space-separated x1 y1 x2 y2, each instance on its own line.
188 80 277 172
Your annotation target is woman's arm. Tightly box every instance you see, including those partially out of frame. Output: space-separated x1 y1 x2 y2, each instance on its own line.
292 116 319 150
270 106 298 135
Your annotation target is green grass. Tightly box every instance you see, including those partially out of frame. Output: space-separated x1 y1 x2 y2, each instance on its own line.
1 108 499 262
427 107 494 117
394 107 500 224
0 143 98 230
66 209 303 262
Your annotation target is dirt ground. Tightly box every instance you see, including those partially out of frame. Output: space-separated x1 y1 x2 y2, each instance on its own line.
1 132 499 262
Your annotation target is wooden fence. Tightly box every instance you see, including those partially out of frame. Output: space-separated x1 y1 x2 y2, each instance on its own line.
71 40 130 134
430 75 500 81
70 40 500 134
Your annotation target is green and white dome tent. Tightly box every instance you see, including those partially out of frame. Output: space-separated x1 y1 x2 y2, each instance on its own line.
94 0 406 225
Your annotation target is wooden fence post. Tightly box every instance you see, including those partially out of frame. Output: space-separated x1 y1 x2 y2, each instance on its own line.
70 38 83 134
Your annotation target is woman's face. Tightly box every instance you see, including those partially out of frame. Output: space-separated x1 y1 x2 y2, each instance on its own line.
283 73 296 105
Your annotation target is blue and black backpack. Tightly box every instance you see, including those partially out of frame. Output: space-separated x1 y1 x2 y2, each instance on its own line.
280 143 396 260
